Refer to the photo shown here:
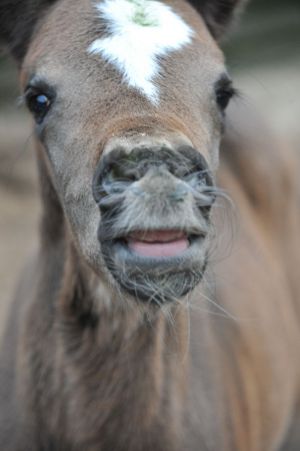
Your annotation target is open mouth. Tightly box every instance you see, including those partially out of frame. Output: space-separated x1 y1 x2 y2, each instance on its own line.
100 227 208 302
107 229 206 269
127 230 189 258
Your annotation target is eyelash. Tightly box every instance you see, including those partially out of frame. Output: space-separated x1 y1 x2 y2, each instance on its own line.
215 80 237 112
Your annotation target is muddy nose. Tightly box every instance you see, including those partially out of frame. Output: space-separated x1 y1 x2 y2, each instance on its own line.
93 146 214 208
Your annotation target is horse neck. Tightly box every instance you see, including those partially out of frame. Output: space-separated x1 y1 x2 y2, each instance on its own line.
35 147 189 447
50 244 188 448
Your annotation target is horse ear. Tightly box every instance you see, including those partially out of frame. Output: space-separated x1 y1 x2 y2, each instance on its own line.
0 0 57 62
188 0 247 40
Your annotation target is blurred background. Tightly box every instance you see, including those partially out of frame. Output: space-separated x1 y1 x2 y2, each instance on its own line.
0 0 300 322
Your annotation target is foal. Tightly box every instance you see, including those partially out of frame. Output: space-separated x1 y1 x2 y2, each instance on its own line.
0 0 300 450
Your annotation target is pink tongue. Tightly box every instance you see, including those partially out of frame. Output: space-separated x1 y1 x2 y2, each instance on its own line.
128 231 188 258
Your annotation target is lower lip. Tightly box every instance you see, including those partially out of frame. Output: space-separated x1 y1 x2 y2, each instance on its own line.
127 237 189 258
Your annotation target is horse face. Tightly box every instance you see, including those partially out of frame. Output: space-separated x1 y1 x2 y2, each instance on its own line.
20 0 237 303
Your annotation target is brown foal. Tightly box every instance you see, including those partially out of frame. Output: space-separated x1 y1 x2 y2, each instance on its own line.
0 0 300 449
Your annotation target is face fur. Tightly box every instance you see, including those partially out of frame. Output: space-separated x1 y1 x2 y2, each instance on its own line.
21 0 234 304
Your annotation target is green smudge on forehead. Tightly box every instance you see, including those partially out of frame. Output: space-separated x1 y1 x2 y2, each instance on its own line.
127 0 159 26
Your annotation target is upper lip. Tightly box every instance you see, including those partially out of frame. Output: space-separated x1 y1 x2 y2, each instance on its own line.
99 225 208 244
127 230 187 243
114 228 207 244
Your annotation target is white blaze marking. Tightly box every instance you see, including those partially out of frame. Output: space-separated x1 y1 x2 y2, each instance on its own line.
88 0 193 104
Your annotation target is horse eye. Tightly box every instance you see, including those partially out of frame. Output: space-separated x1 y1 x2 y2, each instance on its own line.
216 86 234 111
215 77 236 112
25 89 52 124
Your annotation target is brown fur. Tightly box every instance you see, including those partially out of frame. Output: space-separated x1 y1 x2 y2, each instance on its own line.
0 0 300 450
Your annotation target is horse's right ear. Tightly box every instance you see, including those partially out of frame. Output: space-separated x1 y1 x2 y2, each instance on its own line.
0 0 57 62
188 0 247 40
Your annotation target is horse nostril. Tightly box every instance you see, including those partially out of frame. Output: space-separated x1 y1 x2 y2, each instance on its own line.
102 169 137 195
107 164 138 184
93 152 139 204
168 185 189 202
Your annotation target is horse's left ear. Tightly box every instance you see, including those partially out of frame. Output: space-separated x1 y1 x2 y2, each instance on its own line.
188 0 247 40
0 0 57 62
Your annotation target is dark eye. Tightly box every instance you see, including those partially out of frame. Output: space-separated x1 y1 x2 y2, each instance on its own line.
215 77 236 112
25 88 53 124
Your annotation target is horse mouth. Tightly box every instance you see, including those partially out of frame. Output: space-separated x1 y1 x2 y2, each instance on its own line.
112 229 206 263
100 228 208 303
126 230 190 258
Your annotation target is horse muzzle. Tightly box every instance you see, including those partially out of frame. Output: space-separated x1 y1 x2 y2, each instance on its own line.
92 142 215 303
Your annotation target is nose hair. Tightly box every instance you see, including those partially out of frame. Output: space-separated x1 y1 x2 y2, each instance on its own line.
92 145 213 207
